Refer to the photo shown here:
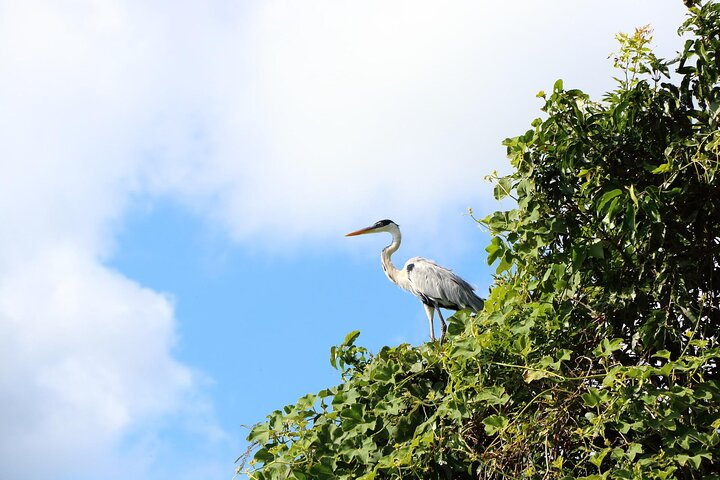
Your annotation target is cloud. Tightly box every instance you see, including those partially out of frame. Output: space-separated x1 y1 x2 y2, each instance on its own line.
144 1 688 247
0 245 193 479
0 1 689 255
0 1 222 478
173 1 505 243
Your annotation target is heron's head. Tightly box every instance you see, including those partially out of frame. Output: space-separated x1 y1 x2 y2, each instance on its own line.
345 219 399 237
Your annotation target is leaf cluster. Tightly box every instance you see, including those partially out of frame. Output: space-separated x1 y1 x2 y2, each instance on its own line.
239 3 720 479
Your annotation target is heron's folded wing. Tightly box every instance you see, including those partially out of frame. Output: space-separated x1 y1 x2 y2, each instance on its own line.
405 257 480 310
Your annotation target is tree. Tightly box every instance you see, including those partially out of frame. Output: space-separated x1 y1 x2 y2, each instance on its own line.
238 3 720 478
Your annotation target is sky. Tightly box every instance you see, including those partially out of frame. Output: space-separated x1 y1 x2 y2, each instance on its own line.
0 1 689 479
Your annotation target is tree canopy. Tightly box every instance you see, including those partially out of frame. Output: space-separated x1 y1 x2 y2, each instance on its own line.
238 3 720 479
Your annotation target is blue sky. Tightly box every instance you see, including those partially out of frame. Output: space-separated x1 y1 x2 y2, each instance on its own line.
0 1 688 479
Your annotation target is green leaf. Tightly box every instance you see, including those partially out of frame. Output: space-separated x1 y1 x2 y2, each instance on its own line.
524 368 551 383
370 365 393 382
594 337 623 357
653 349 671 360
483 414 509 435
589 447 610 468
343 330 360 346
513 334 531 357
253 447 274 463
588 241 604 259
247 424 271 445
627 443 643 461
485 237 504 265
624 202 636 237
330 346 337 368
676 453 711 469
572 244 588 269
495 250 514 274
340 403 364 422
597 188 623 213
628 184 639 207
493 176 512 200
475 387 510 406
652 163 671 174
581 387 608 407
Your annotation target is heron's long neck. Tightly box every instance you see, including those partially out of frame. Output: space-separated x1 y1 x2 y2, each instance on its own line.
381 229 402 285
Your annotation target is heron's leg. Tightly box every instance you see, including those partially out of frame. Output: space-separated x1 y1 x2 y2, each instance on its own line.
437 309 447 343
423 304 436 341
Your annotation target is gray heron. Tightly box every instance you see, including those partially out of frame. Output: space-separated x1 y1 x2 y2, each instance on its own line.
346 219 484 342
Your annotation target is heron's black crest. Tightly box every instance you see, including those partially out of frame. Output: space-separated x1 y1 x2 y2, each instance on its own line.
375 219 396 228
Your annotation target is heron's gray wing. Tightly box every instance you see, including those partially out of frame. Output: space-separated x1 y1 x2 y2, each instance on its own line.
404 257 484 311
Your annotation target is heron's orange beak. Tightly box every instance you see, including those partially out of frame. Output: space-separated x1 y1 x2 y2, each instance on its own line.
345 226 377 237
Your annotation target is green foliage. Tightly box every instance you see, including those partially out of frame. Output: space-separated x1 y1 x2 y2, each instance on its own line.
239 3 720 478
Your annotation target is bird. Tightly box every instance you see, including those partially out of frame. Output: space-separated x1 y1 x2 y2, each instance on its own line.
346 219 484 342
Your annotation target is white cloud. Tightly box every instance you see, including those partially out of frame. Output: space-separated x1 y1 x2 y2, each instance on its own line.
0 0 691 478
0 245 192 479
149 1 688 247
0 1 690 254
0 1 222 478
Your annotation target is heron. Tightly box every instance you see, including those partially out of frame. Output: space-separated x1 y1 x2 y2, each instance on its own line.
346 219 484 342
